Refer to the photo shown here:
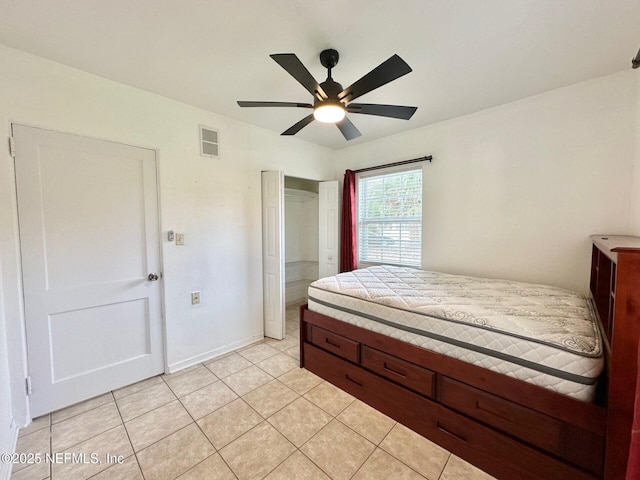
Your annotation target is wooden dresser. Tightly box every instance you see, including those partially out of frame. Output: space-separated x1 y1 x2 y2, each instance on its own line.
589 235 640 479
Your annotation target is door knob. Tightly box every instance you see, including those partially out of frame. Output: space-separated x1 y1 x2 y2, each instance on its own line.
148 273 159 281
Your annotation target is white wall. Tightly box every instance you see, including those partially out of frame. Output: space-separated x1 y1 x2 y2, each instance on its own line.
0 256 17 480
285 195 319 263
630 71 640 235
336 71 637 294
0 44 334 437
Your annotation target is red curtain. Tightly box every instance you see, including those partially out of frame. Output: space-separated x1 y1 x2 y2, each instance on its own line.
340 170 357 272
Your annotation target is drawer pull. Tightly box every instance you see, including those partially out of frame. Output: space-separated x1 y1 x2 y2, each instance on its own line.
436 422 467 443
345 374 363 387
475 400 513 423
383 362 407 378
325 337 342 349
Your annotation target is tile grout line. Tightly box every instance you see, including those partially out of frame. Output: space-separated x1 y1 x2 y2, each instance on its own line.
258 447 299 479
118 391 178 424
49 392 114 427
347 446 377 480
171 364 241 480
376 423 450 480
132 423 204 479
215 418 294 480
115 374 205 475
51 424 129 480
203 358 254 379
238 308 308 479
49 403 122 455
192 350 308 478
436 453 453 480
332 412 389 448
162 365 220 397
301 385 356 419
116 377 208 456
286 386 432 480
295 443 335 480
111 389 146 480
112 378 164 402
294 395 383 477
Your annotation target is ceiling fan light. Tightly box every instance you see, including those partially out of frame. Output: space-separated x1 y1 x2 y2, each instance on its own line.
313 103 346 123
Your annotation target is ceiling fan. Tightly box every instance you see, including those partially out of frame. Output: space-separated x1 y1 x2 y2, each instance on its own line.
237 49 417 141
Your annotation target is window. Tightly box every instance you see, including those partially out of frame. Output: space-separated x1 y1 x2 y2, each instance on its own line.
357 167 422 267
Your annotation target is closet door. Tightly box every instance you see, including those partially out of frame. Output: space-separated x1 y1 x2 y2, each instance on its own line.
318 180 339 278
262 171 285 339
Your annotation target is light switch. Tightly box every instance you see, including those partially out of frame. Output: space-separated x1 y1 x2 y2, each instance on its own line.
176 233 185 246
191 291 200 305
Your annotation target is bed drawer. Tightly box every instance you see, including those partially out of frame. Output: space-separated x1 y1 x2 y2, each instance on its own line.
439 376 603 474
361 346 435 398
425 404 597 480
303 343 597 480
440 376 561 449
310 326 360 363
303 342 438 431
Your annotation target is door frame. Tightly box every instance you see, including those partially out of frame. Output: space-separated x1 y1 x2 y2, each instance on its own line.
262 171 339 340
262 170 286 340
9 121 168 420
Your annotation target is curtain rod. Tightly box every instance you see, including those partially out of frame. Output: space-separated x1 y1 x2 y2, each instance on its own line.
351 155 432 174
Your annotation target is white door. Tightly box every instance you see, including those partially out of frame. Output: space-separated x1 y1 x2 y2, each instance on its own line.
262 171 285 340
318 180 339 278
14 125 164 416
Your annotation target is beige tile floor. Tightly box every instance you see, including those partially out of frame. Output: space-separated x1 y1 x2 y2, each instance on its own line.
11 307 496 480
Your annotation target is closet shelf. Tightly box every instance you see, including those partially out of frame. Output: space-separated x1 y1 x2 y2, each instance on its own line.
285 188 317 202
285 279 316 288
285 260 319 267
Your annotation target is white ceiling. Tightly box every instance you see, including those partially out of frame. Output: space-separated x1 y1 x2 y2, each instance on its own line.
0 0 638 149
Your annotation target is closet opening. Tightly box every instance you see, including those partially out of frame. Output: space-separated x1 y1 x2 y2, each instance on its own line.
284 176 319 307
261 170 338 340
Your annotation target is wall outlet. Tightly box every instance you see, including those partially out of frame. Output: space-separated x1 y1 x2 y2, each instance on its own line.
191 291 200 305
176 233 185 246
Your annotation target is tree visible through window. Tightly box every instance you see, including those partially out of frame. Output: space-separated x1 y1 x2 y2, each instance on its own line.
357 167 422 267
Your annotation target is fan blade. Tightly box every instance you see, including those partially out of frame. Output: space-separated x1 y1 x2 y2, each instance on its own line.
338 54 412 103
282 114 315 136
270 54 327 101
336 117 362 141
237 101 312 108
346 103 417 120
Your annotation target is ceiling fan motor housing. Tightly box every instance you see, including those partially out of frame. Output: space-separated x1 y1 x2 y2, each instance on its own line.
320 49 339 70
317 79 344 105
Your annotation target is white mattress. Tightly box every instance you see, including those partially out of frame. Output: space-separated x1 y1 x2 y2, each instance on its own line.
308 266 604 402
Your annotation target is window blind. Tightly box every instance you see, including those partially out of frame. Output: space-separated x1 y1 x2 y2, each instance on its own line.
357 168 422 267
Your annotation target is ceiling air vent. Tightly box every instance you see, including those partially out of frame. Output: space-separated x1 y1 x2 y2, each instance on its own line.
200 126 219 158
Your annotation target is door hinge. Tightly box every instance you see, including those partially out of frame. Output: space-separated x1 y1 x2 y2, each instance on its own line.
9 136 16 158
25 376 32 396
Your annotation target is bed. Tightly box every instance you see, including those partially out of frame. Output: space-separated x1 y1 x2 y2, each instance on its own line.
299 235 640 480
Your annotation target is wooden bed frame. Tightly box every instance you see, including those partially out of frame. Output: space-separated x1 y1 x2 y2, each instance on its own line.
299 235 640 480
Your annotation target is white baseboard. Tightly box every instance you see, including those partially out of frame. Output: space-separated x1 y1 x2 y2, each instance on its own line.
166 334 263 374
